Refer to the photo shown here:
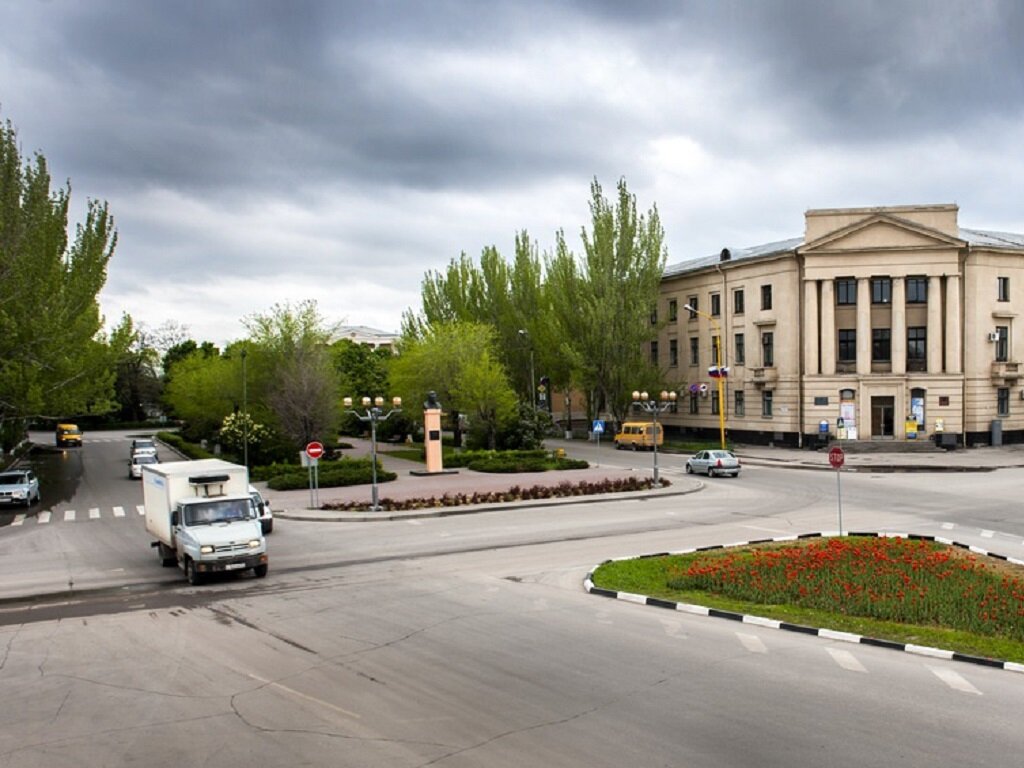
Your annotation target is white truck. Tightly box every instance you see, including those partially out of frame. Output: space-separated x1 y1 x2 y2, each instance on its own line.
142 459 268 585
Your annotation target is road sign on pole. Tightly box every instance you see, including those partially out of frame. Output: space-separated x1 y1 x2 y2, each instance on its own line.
306 441 325 460
828 447 844 535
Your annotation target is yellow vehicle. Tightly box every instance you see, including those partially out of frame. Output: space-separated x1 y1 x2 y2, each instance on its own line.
55 423 83 447
613 421 663 451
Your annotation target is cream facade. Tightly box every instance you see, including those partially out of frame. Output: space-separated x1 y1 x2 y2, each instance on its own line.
656 204 1024 447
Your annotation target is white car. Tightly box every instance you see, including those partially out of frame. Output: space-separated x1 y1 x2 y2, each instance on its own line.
129 453 159 479
0 469 41 507
249 485 274 534
686 449 741 478
130 437 158 459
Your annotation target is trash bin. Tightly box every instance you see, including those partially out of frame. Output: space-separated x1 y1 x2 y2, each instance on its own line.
991 419 1003 447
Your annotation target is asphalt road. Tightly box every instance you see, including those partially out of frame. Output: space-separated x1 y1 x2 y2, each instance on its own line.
0 430 1022 767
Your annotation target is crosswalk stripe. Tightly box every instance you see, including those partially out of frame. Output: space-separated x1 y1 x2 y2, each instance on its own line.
827 647 867 672
929 666 982 695
113 506 125 517
89 508 100 519
12 514 25 526
38 511 51 524
137 505 145 515
981 530 994 538
64 509 76 522
737 632 768 654
941 522 955 530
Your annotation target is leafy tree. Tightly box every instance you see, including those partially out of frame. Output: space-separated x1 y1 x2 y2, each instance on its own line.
0 117 119 448
110 314 164 422
243 300 339 449
161 349 237 441
390 322 517 449
547 178 666 424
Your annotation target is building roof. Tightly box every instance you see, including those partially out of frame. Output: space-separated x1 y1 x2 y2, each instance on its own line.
334 325 399 346
662 228 1024 278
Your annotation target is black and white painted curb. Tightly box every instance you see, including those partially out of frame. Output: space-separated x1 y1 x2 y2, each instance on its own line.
584 531 1024 674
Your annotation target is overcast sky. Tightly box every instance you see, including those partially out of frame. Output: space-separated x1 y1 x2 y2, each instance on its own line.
3 0 1023 346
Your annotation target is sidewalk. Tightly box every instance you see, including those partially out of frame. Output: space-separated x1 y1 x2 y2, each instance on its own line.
267 438 1024 522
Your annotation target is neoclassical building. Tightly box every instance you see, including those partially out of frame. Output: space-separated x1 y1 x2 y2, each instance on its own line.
656 204 1024 447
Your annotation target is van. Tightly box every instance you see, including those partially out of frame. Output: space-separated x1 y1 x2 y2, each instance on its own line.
55 423 83 447
613 421 663 451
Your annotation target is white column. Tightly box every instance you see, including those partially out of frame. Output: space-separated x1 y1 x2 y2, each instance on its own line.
820 279 836 375
891 277 906 374
857 278 871 375
945 274 962 374
927 275 943 373
804 280 819 375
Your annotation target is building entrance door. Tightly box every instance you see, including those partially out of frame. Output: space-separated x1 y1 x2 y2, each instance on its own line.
871 396 895 438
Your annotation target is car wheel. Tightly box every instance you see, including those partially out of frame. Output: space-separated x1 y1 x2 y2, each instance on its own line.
254 563 268 578
186 559 203 586
707 466 715 477
686 463 693 474
630 443 637 452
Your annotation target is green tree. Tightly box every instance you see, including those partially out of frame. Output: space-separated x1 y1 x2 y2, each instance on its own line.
547 178 666 424
161 349 237 441
390 322 517 449
110 314 164 422
0 117 119 448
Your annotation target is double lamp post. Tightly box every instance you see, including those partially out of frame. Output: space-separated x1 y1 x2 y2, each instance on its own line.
343 395 402 511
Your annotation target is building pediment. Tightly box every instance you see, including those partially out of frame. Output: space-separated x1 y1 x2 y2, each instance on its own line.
800 213 966 255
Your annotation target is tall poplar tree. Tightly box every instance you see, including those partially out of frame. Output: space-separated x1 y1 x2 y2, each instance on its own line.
0 118 119 449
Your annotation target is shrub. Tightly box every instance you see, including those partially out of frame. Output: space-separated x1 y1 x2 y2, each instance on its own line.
267 456 396 490
156 431 215 459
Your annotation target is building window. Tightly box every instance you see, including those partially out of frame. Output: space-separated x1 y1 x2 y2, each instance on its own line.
650 340 658 365
734 289 745 314
687 297 698 319
996 326 1009 362
761 284 773 311
734 390 745 416
668 299 678 322
710 335 720 365
761 390 773 417
838 329 856 362
734 333 745 365
871 277 892 304
689 337 699 365
761 331 774 367
836 278 857 305
710 293 721 317
998 277 1010 302
669 338 678 367
650 305 658 325
907 327 927 371
907 277 927 304
998 387 1010 417
711 391 720 415
689 393 699 414
872 328 891 362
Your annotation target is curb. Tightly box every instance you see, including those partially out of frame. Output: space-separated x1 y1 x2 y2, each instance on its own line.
584 531 1024 674
276 480 704 522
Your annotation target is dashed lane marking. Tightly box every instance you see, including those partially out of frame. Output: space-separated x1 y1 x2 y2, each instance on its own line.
737 632 768 654
929 666 982 695
827 647 867 673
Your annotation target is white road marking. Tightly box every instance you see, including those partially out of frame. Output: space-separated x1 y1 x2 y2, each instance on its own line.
826 647 867 672
929 666 982 695
137 505 145 515
246 673 362 720
980 530 994 538
737 632 768 654
405 519 422 525
941 522 955 530
64 509 76 522
12 514 26 526
38 511 51 524
113 506 125 517
89 508 100 519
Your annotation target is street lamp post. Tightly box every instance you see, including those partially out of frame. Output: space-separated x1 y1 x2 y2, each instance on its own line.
631 390 677 485
241 347 248 468
343 396 402 511
684 304 727 450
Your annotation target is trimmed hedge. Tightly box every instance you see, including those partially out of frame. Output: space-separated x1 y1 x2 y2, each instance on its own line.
267 457 396 491
156 431 215 460
445 449 588 473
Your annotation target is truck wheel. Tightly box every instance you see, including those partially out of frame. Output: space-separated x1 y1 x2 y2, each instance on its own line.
253 564 268 578
186 559 203 585
158 544 176 567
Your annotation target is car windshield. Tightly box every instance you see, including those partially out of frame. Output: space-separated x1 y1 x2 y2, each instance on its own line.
182 499 252 526
135 456 158 465
0 474 26 485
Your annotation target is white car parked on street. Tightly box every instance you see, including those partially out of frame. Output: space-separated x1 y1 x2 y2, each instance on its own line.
0 469 41 506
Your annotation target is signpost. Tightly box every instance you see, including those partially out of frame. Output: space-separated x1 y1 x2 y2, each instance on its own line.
305 441 324 508
829 446 845 535
592 419 604 451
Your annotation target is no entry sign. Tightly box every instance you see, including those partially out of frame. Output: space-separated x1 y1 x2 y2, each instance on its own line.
305 441 325 460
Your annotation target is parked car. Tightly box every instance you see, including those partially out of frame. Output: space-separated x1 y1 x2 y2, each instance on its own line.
129 453 160 479
249 485 274 534
0 469 41 506
685 449 741 478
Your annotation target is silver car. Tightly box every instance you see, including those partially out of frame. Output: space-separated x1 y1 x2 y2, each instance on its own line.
0 469 41 507
686 449 741 478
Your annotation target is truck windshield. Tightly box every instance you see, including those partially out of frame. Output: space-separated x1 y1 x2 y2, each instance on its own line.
183 499 252 526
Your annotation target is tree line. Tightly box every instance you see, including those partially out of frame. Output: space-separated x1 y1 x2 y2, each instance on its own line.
1 113 669 459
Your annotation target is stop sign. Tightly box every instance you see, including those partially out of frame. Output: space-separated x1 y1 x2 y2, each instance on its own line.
828 446 845 469
305 441 325 460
